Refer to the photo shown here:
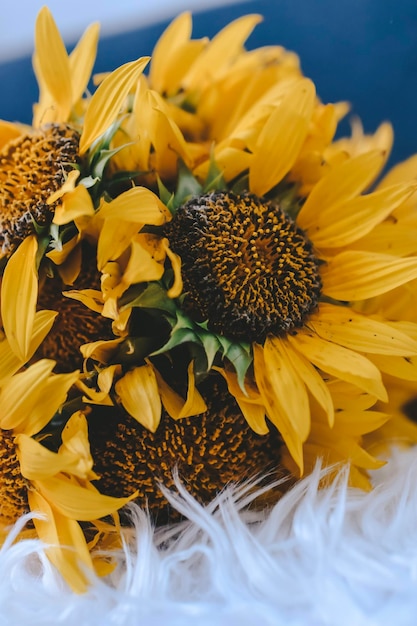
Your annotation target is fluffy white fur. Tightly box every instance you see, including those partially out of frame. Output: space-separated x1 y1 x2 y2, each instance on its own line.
2 448 417 626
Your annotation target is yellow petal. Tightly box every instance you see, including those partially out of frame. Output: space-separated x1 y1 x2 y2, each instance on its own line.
348 211 417 256
333 410 389 436
306 182 416 248
182 14 262 91
163 239 183 298
154 361 207 419
297 150 387 231
46 234 80 265
327 379 377 411
122 236 165 285
0 120 23 149
29 411 93 481
216 367 269 435
52 184 95 225
148 91 193 171
35 475 135 521
262 336 311 441
253 343 304 471
17 434 76 480
59 411 97 479
250 79 316 196
97 218 138 270
377 153 417 189
97 187 169 224
63 289 104 314
79 337 124 362
1 236 38 361
288 330 388 401
368 354 417 381
69 22 100 103
308 304 417 355
321 251 417 301
149 12 198 94
194 145 253 183
22 369 80 437
280 339 334 426
28 310 58 360
29 490 93 593
79 57 150 154
0 309 53 384
115 364 162 431
0 359 55 430
34 7 72 121
47 170 80 205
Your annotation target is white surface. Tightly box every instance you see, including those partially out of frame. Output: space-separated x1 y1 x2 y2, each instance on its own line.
0 0 245 61
2 448 417 625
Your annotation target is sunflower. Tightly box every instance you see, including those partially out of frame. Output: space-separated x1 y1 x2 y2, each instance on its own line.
2 6 417 579
25 10 417 480
0 238 134 591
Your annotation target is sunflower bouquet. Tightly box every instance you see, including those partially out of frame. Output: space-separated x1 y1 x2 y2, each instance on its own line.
1 6 417 592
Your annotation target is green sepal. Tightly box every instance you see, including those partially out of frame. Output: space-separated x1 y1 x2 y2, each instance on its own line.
157 176 176 214
202 148 227 193
151 307 253 390
217 337 252 391
173 160 203 208
91 144 133 180
119 281 177 315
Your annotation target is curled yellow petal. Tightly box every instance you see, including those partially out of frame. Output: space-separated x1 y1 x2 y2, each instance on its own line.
53 183 95 225
154 361 207 419
163 239 183 298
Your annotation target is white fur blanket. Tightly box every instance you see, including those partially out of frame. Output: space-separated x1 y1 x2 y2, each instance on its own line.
2 448 417 626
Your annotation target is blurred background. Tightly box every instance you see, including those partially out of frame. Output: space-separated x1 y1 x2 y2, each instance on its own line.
1 0 417 167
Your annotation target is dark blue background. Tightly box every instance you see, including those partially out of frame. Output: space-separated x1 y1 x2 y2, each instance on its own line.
1 0 417 167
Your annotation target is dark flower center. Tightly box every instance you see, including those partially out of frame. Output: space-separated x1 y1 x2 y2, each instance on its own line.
165 191 322 342
0 429 29 525
0 123 80 257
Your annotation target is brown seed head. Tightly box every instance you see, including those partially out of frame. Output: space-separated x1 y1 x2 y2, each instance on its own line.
0 123 80 256
165 191 322 342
